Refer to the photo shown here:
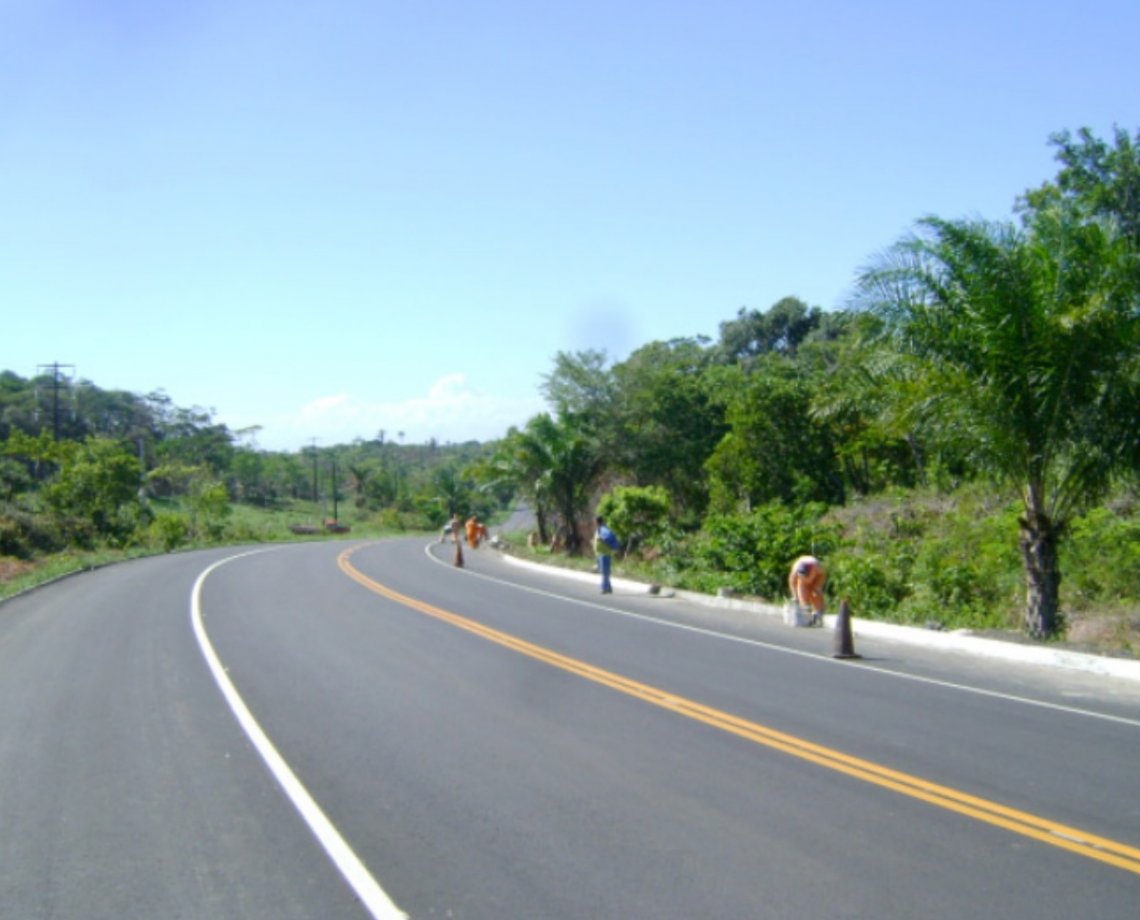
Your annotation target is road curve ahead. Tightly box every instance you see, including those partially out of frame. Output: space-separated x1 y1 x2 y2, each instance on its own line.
2 537 1138 919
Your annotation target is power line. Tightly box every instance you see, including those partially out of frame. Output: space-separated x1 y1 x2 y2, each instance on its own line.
36 362 75 440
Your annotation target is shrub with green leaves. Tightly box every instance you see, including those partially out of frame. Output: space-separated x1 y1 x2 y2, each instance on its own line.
148 512 190 552
597 485 671 554
826 551 909 619
687 502 840 599
41 437 144 546
0 509 70 558
893 501 1022 629
1061 506 1140 608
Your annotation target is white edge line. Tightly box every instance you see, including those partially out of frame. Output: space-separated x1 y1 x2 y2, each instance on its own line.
422 543 1140 730
191 550 408 920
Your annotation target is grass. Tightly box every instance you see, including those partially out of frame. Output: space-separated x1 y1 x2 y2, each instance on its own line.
4 494 1138 659
493 489 1140 660
0 546 156 601
0 500 433 604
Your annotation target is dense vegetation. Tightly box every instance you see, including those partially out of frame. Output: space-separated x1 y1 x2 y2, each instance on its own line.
3 127 1138 649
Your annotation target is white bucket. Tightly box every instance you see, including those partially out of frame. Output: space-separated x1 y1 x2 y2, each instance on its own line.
783 602 818 627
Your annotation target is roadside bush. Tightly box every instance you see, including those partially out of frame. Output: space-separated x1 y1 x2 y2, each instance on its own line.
597 485 671 556
1062 506 1140 608
820 487 1025 629
0 458 32 501
373 507 412 532
892 500 1022 629
220 518 273 544
0 509 70 558
686 502 840 599
826 550 909 619
148 512 190 552
36 439 145 547
52 516 99 551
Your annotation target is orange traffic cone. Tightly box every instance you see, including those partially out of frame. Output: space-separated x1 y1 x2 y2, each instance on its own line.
832 598 861 659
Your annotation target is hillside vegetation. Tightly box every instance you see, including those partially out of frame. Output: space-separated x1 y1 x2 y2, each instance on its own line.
3 126 1138 654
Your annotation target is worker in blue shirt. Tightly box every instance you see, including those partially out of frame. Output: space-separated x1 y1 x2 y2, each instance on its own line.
593 515 620 594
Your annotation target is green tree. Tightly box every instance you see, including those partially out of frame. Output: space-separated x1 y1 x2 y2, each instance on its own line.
540 349 617 425
2 429 68 481
858 209 1139 637
75 384 157 444
424 464 471 526
0 456 32 500
0 372 46 441
186 475 231 540
345 462 374 509
704 361 843 512
476 424 556 543
809 313 936 494
689 502 839 599
1022 126 1140 247
153 407 235 475
230 448 273 506
264 452 311 502
596 485 671 555
42 437 144 545
514 413 605 553
715 296 826 364
609 338 725 521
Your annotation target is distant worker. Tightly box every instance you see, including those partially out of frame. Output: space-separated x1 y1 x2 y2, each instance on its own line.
789 555 827 624
465 514 483 548
441 513 460 544
593 515 621 594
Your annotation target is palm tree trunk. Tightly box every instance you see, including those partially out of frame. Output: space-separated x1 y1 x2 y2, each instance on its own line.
1019 501 1061 638
535 506 549 545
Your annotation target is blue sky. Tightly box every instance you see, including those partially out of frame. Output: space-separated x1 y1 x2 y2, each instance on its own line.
3 1 1137 452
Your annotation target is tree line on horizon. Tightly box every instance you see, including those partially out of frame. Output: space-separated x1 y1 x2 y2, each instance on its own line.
2 126 1138 640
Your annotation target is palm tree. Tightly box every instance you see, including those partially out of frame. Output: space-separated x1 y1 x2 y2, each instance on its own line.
431 465 469 521
486 413 605 552
474 428 551 544
858 208 1139 637
809 316 929 495
345 463 370 509
532 413 607 553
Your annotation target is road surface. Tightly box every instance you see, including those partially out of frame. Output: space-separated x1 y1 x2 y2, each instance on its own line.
1 537 1138 918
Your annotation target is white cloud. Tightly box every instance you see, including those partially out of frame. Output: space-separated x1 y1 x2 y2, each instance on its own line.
247 373 546 451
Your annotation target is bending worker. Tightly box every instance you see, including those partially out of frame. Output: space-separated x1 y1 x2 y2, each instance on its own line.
789 555 827 619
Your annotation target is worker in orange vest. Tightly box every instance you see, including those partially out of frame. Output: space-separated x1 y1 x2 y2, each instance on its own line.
465 514 482 548
789 555 827 624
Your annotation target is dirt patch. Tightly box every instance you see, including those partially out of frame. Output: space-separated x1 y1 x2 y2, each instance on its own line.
971 612 1140 659
1064 613 1140 658
0 556 35 584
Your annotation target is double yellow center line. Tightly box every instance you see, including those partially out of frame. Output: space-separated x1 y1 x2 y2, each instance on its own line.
339 546 1140 876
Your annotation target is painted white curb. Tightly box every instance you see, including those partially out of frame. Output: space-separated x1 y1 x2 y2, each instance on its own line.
499 552 1140 684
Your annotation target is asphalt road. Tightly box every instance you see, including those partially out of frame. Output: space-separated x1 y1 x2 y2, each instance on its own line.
1 537 1138 918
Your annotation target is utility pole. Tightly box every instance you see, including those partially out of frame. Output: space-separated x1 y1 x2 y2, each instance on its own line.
308 438 320 521
36 362 75 439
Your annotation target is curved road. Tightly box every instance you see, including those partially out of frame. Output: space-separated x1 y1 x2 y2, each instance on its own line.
1 538 1138 918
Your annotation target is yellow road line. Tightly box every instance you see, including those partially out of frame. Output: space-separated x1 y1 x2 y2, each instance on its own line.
338 546 1140 876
